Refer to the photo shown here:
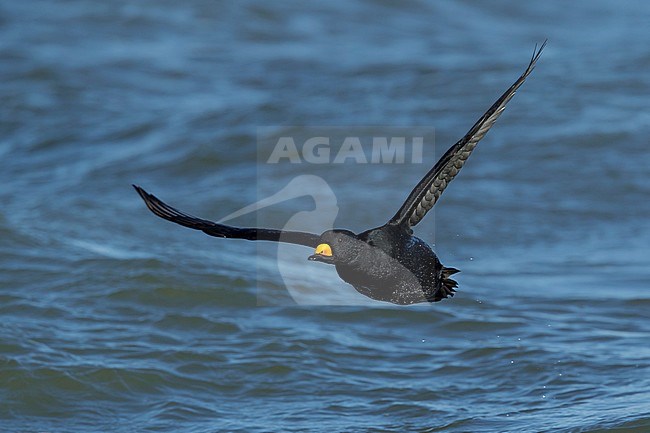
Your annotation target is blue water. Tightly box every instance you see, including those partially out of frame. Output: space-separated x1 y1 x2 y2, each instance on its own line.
1 1 649 432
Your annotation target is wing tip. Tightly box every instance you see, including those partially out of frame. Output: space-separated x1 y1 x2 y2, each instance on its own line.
132 184 176 219
132 184 158 210
132 183 148 202
525 39 547 75
132 184 218 234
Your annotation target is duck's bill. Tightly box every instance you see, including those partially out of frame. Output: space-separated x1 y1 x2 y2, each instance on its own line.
308 243 334 263
308 253 335 264
307 254 334 265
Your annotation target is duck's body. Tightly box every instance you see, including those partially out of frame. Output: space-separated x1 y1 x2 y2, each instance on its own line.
134 43 545 305
310 225 457 304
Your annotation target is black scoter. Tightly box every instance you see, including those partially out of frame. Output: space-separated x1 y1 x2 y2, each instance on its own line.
134 43 545 305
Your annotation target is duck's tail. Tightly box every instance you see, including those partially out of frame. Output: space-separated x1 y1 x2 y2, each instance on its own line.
431 266 459 302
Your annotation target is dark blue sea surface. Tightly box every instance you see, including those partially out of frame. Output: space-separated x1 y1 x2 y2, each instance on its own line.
1 1 649 432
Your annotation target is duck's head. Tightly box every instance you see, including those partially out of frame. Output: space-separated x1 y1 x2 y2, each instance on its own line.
308 229 358 265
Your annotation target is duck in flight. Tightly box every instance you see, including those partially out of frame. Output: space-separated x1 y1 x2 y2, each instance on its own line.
134 42 545 305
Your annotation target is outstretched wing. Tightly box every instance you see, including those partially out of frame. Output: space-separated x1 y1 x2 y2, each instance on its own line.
133 185 321 248
390 41 546 228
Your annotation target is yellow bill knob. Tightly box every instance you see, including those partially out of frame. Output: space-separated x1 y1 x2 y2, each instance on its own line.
315 243 332 257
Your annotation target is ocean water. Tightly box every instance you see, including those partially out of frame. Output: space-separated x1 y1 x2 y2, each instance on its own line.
1 1 649 432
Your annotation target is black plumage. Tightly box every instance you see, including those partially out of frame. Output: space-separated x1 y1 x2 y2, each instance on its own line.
134 43 545 305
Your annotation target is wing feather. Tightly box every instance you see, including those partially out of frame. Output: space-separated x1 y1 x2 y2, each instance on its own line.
390 41 546 228
133 185 321 248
